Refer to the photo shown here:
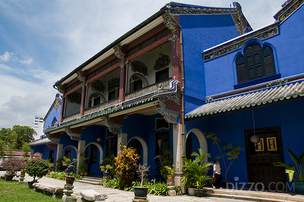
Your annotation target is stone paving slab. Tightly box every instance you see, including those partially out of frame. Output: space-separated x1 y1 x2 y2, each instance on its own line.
1 171 303 202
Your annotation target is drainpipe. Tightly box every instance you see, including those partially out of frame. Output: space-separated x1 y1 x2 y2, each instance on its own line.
180 30 186 158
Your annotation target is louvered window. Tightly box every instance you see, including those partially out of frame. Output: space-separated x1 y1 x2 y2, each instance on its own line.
236 43 275 84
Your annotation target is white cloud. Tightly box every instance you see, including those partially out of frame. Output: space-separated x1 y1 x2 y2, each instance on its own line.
19 58 33 64
0 51 14 61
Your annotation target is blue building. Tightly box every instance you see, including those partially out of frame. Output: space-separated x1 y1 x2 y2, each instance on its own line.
185 0 304 191
34 1 304 190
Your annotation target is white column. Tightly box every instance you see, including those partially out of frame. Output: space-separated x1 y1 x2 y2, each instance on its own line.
55 144 63 171
77 140 85 174
173 123 183 186
117 133 127 155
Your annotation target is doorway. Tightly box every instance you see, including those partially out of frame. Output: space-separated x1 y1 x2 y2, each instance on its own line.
244 126 286 190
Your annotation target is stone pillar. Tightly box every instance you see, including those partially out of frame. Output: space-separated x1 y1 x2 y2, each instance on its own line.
77 140 85 174
173 123 183 186
56 144 63 171
30 149 34 159
117 133 127 155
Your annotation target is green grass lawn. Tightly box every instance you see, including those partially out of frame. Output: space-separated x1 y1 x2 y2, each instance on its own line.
0 179 63 202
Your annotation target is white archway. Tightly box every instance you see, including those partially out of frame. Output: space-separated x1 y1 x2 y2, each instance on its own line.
63 145 78 157
186 128 208 163
127 136 148 165
84 142 103 164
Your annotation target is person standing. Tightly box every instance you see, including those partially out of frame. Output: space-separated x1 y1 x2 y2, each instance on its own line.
213 159 222 188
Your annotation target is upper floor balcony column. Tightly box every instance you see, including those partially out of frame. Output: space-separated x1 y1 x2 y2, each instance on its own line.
114 44 126 103
77 71 87 116
162 12 182 83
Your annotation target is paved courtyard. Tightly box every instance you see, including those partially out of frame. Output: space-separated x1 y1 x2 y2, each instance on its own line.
0 171 248 201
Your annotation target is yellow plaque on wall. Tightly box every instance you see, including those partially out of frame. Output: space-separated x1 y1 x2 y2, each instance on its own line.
255 138 264 152
267 137 277 151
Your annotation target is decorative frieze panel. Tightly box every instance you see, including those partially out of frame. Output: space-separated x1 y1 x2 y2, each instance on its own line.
100 116 122 134
65 127 81 141
154 53 171 71
66 91 81 104
131 60 148 75
203 26 279 61
277 0 304 23
108 77 120 92
125 80 171 101
91 80 105 92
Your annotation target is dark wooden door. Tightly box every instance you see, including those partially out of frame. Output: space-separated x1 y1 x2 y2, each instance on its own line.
245 126 286 191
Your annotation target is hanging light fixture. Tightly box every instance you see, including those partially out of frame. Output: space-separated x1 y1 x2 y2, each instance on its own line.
250 109 260 143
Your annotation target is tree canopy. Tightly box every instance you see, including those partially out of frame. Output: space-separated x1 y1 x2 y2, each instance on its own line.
0 125 36 152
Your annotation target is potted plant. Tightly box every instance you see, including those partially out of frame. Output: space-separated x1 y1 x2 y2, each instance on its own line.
206 132 243 186
159 150 174 180
62 156 76 186
100 154 116 178
100 164 113 179
165 165 175 186
134 164 150 200
25 158 51 188
78 164 88 176
192 148 212 197
273 148 304 194
0 158 24 181
182 158 198 196
115 144 140 189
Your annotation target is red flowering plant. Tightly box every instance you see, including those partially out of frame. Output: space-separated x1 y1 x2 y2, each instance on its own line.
0 158 26 177
115 144 140 189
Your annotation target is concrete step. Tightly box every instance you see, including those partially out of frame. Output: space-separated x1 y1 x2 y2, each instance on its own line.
204 187 304 202
76 176 102 185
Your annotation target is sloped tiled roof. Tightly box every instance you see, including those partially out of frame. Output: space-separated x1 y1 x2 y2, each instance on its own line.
185 79 304 119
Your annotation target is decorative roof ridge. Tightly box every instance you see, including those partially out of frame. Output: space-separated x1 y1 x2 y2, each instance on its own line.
166 1 236 11
203 23 279 61
274 0 303 23
185 78 304 119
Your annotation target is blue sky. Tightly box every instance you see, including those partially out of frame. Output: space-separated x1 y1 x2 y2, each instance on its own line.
0 0 286 129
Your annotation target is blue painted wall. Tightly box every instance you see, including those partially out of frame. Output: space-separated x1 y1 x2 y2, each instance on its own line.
202 6 304 98
185 98 304 189
180 14 241 113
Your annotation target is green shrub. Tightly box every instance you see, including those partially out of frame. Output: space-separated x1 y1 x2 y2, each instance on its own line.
48 171 82 180
25 158 51 181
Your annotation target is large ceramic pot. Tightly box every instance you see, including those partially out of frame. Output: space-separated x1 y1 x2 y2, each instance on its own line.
167 175 174 186
295 182 304 194
5 175 14 181
65 176 75 186
195 189 204 197
134 187 149 199
28 180 37 189
188 187 196 196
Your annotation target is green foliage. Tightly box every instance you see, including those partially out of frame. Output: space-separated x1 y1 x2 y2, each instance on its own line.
48 171 82 180
0 125 36 151
0 140 6 156
273 148 304 182
55 158 64 172
206 132 244 181
100 153 116 176
21 142 31 155
25 158 51 181
182 148 212 189
159 150 174 179
115 144 140 189
100 178 120 189
79 164 88 173
124 179 169 196
0 179 62 202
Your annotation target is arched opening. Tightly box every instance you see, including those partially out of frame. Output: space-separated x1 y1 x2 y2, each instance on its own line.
129 73 148 93
88 93 106 108
84 142 103 176
127 136 148 165
185 129 208 163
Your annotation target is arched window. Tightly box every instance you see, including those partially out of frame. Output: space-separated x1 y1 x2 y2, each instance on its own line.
88 93 105 108
129 74 148 93
236 42 276 84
